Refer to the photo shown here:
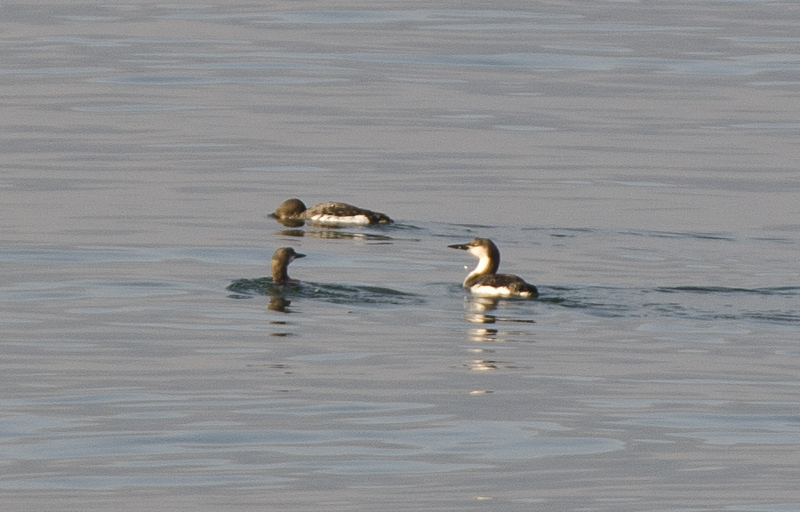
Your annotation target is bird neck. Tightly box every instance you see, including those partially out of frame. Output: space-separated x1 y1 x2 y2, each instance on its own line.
272 261 290 283
465 254 499 284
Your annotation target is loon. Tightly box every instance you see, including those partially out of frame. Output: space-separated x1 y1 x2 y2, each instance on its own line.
448 238 538 298
271 247 305 284
273 198 393 226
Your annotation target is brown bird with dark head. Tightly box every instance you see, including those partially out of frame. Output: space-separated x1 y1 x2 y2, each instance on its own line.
273 198 392 226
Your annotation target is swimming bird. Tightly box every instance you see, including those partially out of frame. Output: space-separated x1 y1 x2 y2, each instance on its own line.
448 238 538 298
271 247 305 284
272 198 393 226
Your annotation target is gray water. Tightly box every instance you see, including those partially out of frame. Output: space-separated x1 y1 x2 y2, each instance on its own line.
2 1 800 511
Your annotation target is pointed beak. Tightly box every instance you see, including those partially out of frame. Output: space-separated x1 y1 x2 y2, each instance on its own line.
293 252 306 259
448 243 469 250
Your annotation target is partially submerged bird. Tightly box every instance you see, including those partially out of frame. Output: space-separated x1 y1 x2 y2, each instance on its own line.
271 247 306 284
272 198 393 226
448 238 538 298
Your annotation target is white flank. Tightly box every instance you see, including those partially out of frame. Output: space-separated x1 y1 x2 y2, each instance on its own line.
308 214 371 225
469 285 513 297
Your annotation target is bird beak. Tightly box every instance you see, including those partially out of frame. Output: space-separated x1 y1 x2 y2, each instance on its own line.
293 253 306 259
447 243 469 250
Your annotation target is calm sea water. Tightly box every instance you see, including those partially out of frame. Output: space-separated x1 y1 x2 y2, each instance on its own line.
2 1 799 510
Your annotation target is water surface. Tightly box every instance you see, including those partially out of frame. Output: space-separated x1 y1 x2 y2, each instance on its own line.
2 1 799 511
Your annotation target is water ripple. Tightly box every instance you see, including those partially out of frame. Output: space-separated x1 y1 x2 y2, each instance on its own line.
226 278 424 306
543 285 800 326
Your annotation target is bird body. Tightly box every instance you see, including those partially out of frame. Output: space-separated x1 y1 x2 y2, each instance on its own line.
273 198 392 225
448 238 537 298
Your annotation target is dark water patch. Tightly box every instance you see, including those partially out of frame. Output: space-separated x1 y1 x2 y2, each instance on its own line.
3 177 114 192
550 229 594 238
159 9 579 25
611 411 800 447
524 227 800 251
446 222 498 230
521 226 742 242
657 286 800 296
0 474 283 491
73 104 205 113
750 235 800 246
233 51 800 77
259 10 579 26
227 278 425 306
541 285 800 326
0 280 198 302
0 247 281 266
0 66 114 76
731 122 800 130
621 229 736 241
742 311 800 324
243 165 328 172
521 226 597 238
39 36 246 47
539 286 636 318
92 75 346 86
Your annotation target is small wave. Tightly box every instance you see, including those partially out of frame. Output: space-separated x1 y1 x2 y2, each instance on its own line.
538 286 635 317
621 229 736 241
541 285 800 325
657 286 800 296
742 311 800 324
227 278 424 306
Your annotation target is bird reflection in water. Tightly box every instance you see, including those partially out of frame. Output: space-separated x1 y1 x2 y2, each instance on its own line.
464 298 500 371
272 217 306 228
468 328 498 343
461 297 536 371
463 297 536 327
465 297 500 324
267 296 292 313
277 229 393 243
465 298 503 346
466 359 498 371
